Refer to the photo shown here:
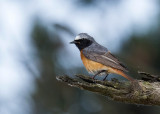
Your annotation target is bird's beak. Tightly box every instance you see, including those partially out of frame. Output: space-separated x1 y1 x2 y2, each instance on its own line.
70 40 77 44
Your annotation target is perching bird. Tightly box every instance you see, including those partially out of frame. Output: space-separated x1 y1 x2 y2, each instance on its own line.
70 33 134 81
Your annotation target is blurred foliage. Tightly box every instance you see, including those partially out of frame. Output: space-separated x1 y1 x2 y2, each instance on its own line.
120 26 160 75
31 21 79 114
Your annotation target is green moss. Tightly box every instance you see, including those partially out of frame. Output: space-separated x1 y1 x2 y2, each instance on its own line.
143 81 151 85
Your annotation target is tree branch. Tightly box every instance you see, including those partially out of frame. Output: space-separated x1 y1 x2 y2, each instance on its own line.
56 74 160 106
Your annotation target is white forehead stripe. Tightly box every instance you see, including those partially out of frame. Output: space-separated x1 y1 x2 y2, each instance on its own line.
75 35 82 40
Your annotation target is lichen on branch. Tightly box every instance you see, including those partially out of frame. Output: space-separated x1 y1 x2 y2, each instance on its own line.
56 74 160 106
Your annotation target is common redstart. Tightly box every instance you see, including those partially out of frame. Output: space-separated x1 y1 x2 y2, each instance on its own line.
70 33 134 81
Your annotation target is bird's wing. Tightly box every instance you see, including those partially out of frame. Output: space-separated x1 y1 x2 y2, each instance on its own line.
82 47 128 72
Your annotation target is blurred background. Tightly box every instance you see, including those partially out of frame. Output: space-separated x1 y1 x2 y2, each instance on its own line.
0 0 160 114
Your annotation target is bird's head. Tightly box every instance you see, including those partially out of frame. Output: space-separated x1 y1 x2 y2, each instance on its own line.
70 33 95 50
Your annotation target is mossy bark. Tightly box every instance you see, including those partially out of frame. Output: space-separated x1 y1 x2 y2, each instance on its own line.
56 74 160 106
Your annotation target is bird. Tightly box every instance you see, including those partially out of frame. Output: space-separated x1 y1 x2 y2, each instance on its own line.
70 33 134 81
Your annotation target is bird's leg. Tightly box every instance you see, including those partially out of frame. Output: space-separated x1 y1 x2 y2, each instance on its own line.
92 70 106 79
103 71 109 81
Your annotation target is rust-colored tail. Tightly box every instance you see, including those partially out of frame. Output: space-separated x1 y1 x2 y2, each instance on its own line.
114 70 134 81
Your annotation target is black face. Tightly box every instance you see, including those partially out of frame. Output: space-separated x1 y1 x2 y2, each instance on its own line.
70 39 93 51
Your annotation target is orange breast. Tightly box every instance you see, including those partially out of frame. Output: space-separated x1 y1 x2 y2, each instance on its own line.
80 51 134 81
80 51 109 73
